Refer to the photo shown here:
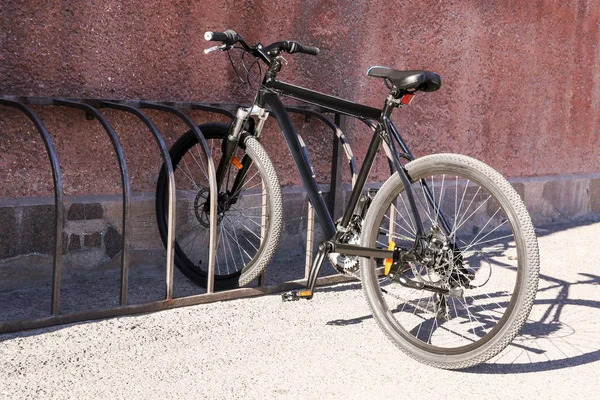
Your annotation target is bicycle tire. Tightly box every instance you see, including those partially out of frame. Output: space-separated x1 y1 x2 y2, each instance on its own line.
156 122 283 290
360 153 540 369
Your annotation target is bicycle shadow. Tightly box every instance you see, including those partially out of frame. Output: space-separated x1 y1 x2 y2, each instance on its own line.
326 271 600 373
467 271 600 374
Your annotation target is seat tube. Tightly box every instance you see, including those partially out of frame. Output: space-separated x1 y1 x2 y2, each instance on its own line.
338 130 382 229
339 99 396 230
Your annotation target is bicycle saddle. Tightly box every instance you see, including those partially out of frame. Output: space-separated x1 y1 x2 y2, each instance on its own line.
367 66 441 92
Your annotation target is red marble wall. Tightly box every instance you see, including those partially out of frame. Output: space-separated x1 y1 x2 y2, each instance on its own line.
1 0 599 197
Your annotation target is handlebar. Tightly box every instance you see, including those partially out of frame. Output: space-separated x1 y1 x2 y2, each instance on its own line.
204 29 319 57
265 41 320 56
204 30 238 46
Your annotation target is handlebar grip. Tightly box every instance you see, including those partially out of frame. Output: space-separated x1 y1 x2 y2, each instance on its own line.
294 43 320 56
283 41 319 56
204 30 238 45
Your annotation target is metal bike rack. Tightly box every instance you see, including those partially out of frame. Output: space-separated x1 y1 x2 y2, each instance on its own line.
0 95 357 334
0 98 65 315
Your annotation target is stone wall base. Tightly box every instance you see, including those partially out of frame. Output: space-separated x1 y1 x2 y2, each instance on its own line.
1 172 599 289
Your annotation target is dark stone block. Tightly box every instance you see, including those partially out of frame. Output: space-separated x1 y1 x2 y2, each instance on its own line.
27 205 56 254
283 193 309 236
68 234 81 251
85 203 103 220
68 203 85 220
0 207 16 258
84 232 102 248
543 179 587 218
0 205 57 258
105 225 122 258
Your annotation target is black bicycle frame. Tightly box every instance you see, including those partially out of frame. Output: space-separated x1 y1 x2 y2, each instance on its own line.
261 79 425 243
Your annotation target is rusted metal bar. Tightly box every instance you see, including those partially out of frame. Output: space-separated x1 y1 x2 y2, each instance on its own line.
0 99 65 315
53 99 132 306
138 102 218 295
95 101 177 302
0 273 356 335
277 108 358 281
1 96 332 116
388 204 396 242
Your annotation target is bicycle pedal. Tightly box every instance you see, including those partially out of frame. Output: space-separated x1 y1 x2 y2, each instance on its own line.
281 290 313 302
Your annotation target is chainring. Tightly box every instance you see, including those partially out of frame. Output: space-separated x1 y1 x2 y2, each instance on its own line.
328 219 362 274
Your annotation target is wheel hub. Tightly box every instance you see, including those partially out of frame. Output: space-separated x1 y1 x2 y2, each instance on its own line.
193 188 229 228
422 225 471 288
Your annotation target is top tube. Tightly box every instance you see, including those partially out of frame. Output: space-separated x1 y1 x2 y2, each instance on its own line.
264 80 382 120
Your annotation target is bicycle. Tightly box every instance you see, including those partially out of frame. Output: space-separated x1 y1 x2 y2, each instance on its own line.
154 29 540 369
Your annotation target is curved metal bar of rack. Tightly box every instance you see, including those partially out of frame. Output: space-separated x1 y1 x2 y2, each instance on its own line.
95 101 177 301
52 99 132 305
0 98 65 315
164 101 238 120
138 101 219 294
284 107 360 277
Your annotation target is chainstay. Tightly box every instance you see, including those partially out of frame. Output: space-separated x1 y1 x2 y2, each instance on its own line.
340 267 439 316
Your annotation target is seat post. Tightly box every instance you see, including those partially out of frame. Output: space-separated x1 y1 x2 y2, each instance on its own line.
381 89 405 119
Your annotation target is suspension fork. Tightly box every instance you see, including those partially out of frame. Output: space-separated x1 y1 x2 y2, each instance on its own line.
215 105 269 200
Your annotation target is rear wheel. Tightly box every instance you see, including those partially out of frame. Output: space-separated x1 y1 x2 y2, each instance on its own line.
156 122 282 290
360 154 540 369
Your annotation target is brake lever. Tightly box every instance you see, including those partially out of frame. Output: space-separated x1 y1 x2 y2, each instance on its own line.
203 44 228 54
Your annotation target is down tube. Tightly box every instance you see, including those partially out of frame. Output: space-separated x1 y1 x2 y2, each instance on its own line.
264 93 336 239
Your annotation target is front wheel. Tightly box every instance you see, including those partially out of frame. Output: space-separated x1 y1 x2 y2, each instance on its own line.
155 123 283 290
360 154 540 369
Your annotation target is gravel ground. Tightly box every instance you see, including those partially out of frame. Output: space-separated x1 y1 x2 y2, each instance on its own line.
1 221 599 399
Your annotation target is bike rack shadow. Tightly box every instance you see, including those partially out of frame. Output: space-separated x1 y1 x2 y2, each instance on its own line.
0 95 358 335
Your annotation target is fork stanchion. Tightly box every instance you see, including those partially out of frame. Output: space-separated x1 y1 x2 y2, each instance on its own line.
0 99 65 315
138 102 218 294
53 99 132 306
96 101 177 302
